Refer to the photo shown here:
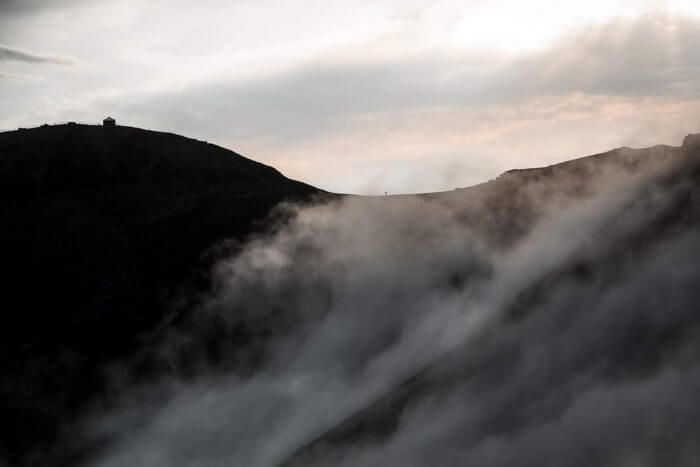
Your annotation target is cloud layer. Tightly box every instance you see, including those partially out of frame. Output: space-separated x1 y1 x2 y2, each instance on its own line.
96 14 700 192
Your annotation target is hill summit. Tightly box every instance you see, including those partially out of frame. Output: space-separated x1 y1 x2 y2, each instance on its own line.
0 123 322 464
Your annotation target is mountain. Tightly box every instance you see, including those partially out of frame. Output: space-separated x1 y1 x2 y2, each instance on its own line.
2 124 700 466
0 123 323 464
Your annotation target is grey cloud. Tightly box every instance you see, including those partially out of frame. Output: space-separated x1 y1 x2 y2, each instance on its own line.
78 141 700 466
503 14 700 98
106 15 700 150
0 44 74 65
0 0 96 15
0 0 103 44
106 58 482 145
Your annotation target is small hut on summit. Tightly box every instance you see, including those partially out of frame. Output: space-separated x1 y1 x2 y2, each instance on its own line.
103 117 116 127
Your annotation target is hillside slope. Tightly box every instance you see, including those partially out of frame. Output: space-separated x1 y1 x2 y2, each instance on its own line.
279 138 700 466
0 123 323 464
3 125 700 466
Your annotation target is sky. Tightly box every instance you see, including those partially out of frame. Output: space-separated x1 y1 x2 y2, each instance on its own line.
2 0 700 193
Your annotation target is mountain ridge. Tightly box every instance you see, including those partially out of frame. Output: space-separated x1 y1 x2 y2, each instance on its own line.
1 123 699 465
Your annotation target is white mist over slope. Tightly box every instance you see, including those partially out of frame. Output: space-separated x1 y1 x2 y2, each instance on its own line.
86 143 700 466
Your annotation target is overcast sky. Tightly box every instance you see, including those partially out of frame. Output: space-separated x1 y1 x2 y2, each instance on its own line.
2 0 700 193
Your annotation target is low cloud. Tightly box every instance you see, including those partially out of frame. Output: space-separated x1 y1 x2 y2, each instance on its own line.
76 141 700 466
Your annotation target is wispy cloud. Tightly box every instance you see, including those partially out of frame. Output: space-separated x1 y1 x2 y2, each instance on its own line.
0 44 75 65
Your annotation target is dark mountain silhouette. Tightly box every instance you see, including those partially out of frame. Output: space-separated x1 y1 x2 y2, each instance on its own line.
2 123 700 466
0 123 323 464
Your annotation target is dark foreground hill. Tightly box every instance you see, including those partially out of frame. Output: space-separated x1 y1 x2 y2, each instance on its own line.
3 124 700 466
0 123 323 464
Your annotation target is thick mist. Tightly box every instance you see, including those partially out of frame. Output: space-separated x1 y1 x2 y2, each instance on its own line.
83 143 700 466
